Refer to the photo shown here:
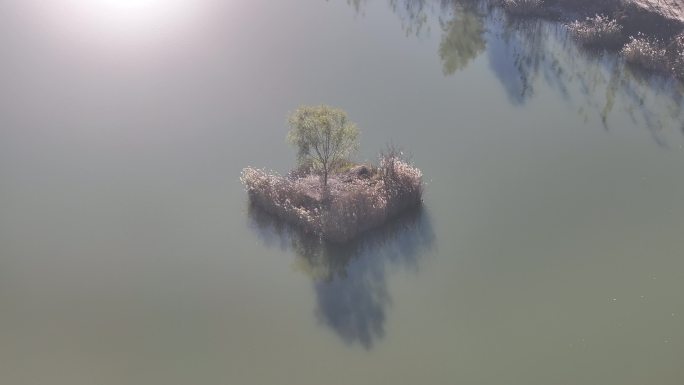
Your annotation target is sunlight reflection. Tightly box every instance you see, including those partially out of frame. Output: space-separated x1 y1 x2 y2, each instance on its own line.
30 0 203 46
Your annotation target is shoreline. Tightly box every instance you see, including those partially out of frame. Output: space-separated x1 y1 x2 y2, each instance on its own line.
500 0 684 80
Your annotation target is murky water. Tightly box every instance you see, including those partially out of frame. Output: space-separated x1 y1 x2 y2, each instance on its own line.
2 1 683 384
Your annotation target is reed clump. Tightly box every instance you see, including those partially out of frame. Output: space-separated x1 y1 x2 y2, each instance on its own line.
501 0 545 17
241 151 423 243
568 14 624 47
621 33 668 72
668 33 684 79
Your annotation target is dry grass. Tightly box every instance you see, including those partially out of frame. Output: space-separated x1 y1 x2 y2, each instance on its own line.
568 14 623 47
502 0 545 17
241 153 423 243
621 33 668 72
669 33 684 79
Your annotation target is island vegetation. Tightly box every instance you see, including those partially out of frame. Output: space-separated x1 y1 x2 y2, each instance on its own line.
241 105 424 243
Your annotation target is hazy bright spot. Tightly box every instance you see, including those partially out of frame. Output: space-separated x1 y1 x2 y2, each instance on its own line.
26 0 203 46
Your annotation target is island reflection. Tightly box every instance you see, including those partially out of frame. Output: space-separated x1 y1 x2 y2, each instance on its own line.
248 202 435 348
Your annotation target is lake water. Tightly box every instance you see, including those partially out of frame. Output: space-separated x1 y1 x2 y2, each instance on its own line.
2 1 684 384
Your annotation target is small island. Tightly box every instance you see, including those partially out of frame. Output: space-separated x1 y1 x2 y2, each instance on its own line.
241 105 424 243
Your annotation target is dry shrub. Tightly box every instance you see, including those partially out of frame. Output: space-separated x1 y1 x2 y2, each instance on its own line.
378 148 423 214
669 33 684 79
240 168 321 232
568 14 623 47
502 0 545 17
621 33 668 72
320 152 423 242
241 154 423 243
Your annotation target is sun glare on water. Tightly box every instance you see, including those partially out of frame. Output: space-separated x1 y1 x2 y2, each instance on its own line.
34 0 201 46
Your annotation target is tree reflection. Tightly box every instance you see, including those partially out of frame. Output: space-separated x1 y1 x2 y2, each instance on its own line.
439 2 486 75
487 9 684 146
346 0 369 15
347 0 488 74
388 0 431 37
339 0 684 144
392 0 488 74
247 202 435 349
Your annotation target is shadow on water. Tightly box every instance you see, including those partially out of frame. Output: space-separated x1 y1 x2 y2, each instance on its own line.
247 202 435 349
343 0 684 146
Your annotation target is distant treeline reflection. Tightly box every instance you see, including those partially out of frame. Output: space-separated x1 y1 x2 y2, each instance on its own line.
345 0 684 146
